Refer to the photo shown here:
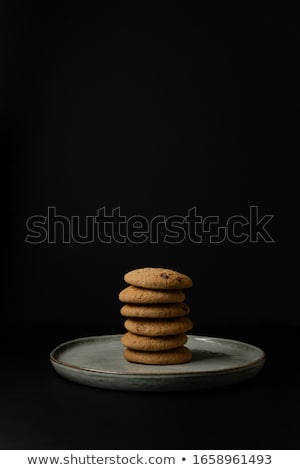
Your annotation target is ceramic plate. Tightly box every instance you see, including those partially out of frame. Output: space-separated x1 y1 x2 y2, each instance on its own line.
50 335 265 391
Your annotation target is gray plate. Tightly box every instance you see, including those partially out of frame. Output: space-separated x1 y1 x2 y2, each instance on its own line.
50 335 265 391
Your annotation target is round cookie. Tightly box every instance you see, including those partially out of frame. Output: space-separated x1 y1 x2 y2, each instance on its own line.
119 286 185 304
121 332 188 351
124 267 193 290
124 346 192 365
124 317 193 337
120 302 190 318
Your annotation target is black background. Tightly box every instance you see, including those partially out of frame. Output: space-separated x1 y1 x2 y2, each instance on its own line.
1 2 299 450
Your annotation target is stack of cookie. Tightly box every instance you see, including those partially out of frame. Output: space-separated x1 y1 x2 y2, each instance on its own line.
119 267 193 365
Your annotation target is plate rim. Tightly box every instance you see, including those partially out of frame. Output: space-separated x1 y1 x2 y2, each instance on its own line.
50 334 266 377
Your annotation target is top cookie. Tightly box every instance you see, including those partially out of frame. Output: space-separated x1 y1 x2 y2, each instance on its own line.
124 267 193 290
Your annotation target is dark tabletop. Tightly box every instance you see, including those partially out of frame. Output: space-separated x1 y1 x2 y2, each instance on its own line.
0 325 299 450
